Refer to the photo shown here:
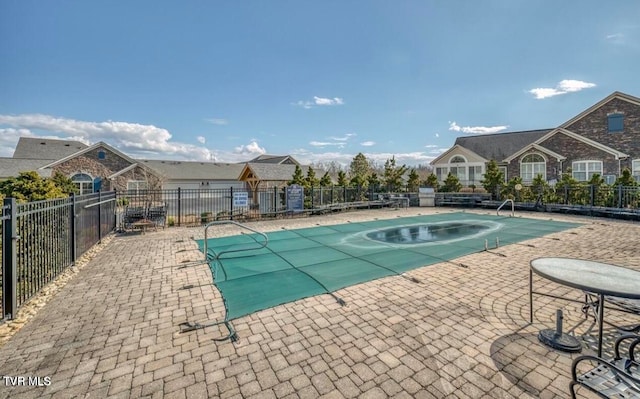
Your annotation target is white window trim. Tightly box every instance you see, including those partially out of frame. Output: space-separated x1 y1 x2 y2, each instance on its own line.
571 160 603 182
449 155 467 163
435 161 484 185
520 153 547 182
71 172 94 195
127 180 149 195
632 159 640 176
498 166 508 183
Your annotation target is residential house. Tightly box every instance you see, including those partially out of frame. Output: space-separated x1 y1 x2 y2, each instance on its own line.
140 160 245 190
431 91 640 186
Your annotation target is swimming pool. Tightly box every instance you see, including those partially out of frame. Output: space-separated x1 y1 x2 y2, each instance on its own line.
196 212 579 321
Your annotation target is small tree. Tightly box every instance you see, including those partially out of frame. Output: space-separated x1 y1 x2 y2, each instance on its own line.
407 169 420 192
425 173 439 190
614 168 638 187
501 176 523 200
440 173 462 192
337 170 349 186
289 165 306 186
51 172 78 195
319 172 333 187
305 167 319 188
383 156 408 192
0 171 65 202
481 160 504 199
367 172 381 191
349 152 370 188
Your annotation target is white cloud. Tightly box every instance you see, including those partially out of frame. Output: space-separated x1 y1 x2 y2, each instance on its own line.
294 96 345 109
448 121 508 135
528 79 596 99
606 33 624 40
314 96 344 106
424 144 438 148
0 113 215 161
329 133 356 141
233 140 266 156
205 118 228 125
435 133 440 138
360 141 376 147
196 136 206 144
309 141 346 148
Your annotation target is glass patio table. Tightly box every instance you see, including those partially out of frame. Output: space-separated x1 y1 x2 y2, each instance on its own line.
529 257 640 357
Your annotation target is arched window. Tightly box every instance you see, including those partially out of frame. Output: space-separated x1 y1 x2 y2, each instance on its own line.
520 153 546 182
448 155 467 182
71 173 94 195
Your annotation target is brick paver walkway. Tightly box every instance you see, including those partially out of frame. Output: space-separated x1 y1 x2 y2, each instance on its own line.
0 208 638 398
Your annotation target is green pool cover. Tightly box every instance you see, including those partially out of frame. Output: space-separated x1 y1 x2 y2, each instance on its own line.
196 212 579 320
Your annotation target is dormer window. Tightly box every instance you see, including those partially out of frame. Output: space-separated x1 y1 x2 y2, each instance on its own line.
607 112 624 133
97 150 106 160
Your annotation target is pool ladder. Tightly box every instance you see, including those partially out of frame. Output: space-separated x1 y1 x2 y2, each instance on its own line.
497 199 514 217
203 220 269 261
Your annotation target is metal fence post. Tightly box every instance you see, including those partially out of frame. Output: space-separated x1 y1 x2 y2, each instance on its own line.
2 198 17 320
230 187 234 220
177 187 182 226
70 193 77 266
98 191 102 243
617 185 623 208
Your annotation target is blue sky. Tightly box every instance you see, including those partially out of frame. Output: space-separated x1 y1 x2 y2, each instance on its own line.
1 1 639 167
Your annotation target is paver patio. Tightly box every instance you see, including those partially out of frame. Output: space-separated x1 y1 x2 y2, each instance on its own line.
0 208 638 398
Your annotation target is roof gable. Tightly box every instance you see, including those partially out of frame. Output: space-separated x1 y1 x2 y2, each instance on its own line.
503 143 566 162
242 163 311 181
40 141 137 169
559 91 640 129
430 145 486 165
534 128 629 159
247 154 300 165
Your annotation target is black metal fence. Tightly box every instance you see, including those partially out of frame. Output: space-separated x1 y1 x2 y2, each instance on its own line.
115 186 411 226
1 191 117 320
493 184 640 209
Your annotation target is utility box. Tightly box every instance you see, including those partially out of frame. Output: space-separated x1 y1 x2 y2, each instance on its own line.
419 188 435 207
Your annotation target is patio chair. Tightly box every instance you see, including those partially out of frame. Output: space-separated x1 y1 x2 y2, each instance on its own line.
583 293 640 333
570 334 640 398
123 206 146 230
147 204 167 229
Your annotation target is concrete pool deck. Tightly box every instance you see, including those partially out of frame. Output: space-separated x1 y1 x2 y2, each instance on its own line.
0 208 639 398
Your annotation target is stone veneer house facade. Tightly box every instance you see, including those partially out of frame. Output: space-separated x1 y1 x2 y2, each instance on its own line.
431 91 640 186
1 138 313 194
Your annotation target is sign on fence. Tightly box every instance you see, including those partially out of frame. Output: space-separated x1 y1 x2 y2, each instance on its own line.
233 191 249 207
287 184 304 212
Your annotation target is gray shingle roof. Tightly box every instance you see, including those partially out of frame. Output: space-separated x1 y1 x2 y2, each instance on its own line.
140 160 244 180
454 129 552 161
246 163 311 181
247 154 299 165
12 137 88 160
0 158 52 179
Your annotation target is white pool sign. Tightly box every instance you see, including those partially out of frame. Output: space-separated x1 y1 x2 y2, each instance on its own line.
233 191 249 207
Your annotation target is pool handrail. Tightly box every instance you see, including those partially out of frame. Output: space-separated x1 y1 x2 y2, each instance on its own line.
203 220 269 261
497 199 515 217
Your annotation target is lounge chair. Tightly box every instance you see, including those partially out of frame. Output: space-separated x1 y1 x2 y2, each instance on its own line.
570 334 640 398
